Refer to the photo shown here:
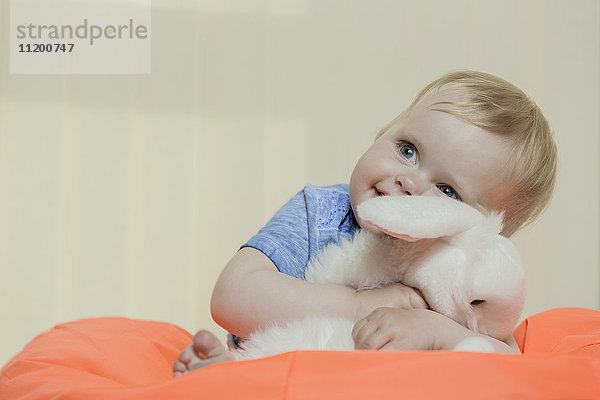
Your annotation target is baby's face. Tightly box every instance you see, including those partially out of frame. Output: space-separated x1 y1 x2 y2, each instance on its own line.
350 91 515 232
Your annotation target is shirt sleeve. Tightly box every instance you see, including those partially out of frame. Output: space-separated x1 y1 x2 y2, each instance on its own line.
241 189 310 279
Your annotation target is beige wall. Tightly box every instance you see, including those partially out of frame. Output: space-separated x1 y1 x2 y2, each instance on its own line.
1 0 598 365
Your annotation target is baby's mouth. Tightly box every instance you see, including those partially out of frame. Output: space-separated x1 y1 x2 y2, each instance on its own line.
375 188 387 197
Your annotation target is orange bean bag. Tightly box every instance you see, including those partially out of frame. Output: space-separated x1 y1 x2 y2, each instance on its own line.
1 308 599 399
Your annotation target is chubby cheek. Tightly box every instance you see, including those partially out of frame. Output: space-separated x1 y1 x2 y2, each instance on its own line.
349 188 380 232
349 170 366 212
349 141 395 226
349 157 379 204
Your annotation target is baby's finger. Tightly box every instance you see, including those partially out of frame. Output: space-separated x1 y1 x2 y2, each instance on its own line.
380 338 411 351
351 317 369 341
353 319 387 350
409 288 428 309
355 330 390 350
352 322 376 349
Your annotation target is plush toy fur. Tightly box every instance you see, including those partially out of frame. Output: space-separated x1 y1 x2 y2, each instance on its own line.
232 196 526 360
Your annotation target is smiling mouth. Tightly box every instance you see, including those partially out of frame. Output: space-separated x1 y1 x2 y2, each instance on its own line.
375 188 387 197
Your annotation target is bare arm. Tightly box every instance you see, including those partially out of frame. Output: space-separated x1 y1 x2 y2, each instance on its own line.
429 311 520 353
210 247 426 338
352 308 521 354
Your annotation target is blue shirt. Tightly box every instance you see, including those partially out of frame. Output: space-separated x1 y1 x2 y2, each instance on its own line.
242 184 359 279
228 184 358 347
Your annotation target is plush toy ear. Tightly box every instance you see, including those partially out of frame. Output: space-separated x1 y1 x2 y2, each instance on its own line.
356 196 485 241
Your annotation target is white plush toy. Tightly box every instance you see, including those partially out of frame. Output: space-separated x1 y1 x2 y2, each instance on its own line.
232 195 526 360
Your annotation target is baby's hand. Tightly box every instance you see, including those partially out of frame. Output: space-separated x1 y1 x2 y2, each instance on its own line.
352 307 440 351
354 283 427 322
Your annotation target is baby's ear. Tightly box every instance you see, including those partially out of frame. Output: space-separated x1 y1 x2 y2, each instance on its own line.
356 196 485 240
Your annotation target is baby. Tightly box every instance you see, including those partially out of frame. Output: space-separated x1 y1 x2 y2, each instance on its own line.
173 70 557 375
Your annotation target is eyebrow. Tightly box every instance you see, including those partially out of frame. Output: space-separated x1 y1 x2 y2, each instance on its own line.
399 129 424 152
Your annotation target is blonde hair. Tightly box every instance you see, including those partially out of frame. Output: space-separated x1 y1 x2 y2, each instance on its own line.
378 70 558 236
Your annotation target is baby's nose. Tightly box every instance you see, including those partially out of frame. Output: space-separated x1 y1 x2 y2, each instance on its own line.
395 176 421 196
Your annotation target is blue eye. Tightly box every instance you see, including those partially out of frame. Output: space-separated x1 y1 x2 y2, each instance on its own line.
437 185 460 200
398 142 418 164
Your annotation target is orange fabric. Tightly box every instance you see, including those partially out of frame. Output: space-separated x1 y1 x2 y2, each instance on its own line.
1 308 599 400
